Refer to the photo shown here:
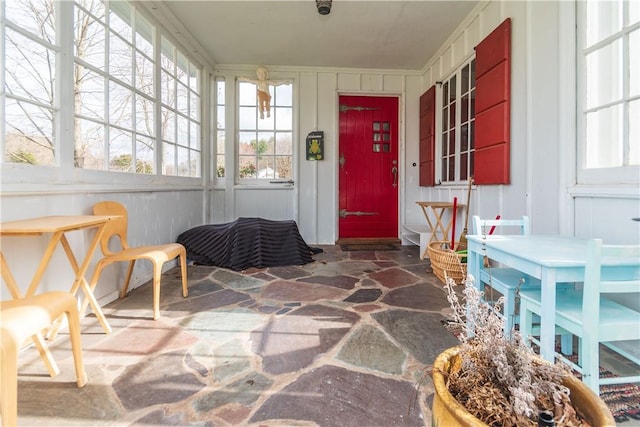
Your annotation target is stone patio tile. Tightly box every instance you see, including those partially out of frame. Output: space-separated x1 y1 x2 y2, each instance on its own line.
297 274 359 290
164 288 252 318
307 260 380 277
261 280 350 302
181 308 267 346
192 372 273 413
353 303 383 312
343 288 382 303
113 349 205 410
382 283 450 310
183 278 224 298
337 325 407 374
368 267 420 288
250 304 360 374
211 269 265 290
249 365 423 426
266 265 311 279
372 309 459 364
85 319 198 358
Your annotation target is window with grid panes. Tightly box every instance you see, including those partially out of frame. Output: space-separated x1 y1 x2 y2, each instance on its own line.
439 58 475 183
577 0 639 184
1 0 202 178
237 80 293 181
216 79 226 179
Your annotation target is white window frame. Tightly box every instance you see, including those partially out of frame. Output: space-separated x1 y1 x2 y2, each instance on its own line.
1 0 204 191
576 0 640 185
436 55 475 185
235 78 294 185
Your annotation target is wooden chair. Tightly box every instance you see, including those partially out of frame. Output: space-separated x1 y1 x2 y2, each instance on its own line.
1 291 87 427
88 201 188 321
471 215 573 342
519 239 640 395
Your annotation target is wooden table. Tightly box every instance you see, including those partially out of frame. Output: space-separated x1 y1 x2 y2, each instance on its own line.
1 215 114 335
416 201 466 258
466 234 640 362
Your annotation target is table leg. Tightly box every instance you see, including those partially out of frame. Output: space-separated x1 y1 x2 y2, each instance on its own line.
60 227 112 335
539 268 557 362
432 207 450 243
25 231 64 297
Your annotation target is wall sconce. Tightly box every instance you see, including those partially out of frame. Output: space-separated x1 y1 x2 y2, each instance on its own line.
316 0 332 15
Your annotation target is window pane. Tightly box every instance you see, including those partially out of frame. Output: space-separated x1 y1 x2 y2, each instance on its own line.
190 92 200 120
217 106 226 129
630 99 639 166
163 143 176 175
4 99 54 165
177 82 188 115
109 81 132 128
239 107 257 129
631 0 640 26
75 6 105 69
630 29 640 97
136 52 154 97
586 39 622 108
461 64 469 94
78 70 105 121
585 104 623 168
257 132 275 155
177 145 189 176
77 118 105 170
276 156 292 179
135 11 153 57
110 32 133 85
6 0 56 42
275 133 293 155
109 2 132 42
161 108 175 142
586 0 622 47
161 70 175 106
136 135 154 174
239 156 257 178
239 132 257 155
239 82 257 105
5 28 55 104
177 115 189 146
190 122 200 150
275 107 293 130
275 84 292 106
109 128 133 172
135 95 154 136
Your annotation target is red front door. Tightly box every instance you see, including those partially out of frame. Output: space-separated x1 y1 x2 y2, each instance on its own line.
338 95 399 239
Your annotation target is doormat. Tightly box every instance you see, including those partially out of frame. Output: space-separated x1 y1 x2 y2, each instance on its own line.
341 244 400 252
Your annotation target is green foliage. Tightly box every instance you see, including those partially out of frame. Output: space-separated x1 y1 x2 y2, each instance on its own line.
8 150 38 164
110 154 153 174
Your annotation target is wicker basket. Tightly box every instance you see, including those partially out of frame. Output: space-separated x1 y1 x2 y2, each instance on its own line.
427 241 467 285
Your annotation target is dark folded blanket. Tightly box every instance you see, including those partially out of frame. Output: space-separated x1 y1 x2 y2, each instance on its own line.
177 217 322 271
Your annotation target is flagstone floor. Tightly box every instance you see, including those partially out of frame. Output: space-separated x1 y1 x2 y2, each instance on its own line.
13 244 637 426
16 245 461 427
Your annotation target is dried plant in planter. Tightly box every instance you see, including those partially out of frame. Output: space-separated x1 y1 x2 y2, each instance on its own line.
441 274 589 426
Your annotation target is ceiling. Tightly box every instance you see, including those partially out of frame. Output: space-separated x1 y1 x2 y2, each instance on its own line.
158 0 479 71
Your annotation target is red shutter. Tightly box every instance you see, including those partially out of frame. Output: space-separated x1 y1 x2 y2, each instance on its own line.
419 85 436 186
474 18 511 185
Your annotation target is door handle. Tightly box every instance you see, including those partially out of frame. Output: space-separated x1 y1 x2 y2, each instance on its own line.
391 163 398 188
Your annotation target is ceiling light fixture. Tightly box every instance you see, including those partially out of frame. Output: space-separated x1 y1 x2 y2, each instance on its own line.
316 0 332 15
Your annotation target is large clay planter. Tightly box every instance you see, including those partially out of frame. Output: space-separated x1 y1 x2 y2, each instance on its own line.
431 346 616 426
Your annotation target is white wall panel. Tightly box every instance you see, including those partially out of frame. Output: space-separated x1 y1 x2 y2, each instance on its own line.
361 74 383 91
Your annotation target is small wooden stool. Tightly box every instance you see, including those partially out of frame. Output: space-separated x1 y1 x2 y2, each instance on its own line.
0 291 87 427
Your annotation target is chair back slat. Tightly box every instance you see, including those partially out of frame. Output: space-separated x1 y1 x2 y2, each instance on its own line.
93 201 130 255
472 215 530 236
